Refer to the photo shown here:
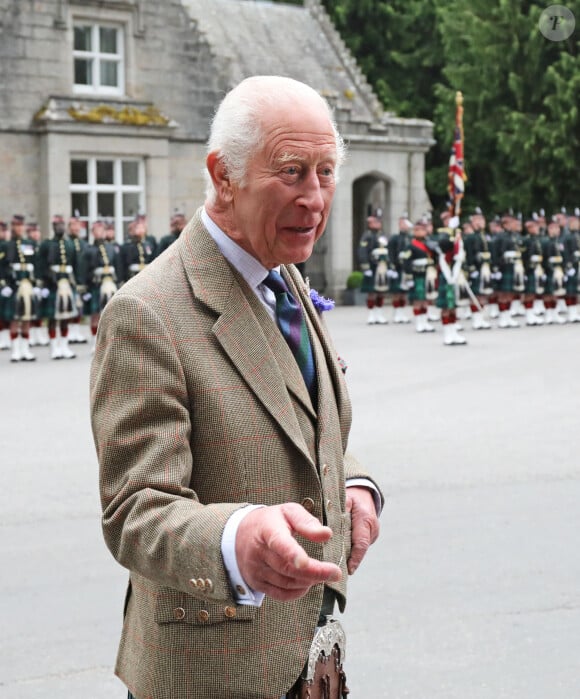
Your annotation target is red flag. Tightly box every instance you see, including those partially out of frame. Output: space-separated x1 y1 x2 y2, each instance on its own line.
447 91 467 217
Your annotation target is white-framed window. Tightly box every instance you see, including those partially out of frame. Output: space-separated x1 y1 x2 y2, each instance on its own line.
73 23 125 95
70 157 145 242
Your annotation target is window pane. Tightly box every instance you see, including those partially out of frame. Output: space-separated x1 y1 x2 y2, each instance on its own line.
71 192 88 218
74 26 92 51
123 193 140 219
71 160 88 184
99 27 118 54
96 161 114 185
122 161 139 185
97 193 115 218
74 58 92 86
100 60 118 87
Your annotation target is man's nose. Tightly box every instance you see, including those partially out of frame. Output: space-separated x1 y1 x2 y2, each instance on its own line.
297 171 326 212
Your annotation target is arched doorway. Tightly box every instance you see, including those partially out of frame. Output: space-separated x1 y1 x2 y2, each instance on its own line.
352 174 391 268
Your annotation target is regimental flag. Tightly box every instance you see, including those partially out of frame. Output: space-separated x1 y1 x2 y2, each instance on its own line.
447 91 467 217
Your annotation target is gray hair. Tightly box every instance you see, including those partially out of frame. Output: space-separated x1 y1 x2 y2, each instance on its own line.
204 75 346 203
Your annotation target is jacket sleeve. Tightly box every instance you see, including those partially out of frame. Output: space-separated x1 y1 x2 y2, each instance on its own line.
90 291 247 603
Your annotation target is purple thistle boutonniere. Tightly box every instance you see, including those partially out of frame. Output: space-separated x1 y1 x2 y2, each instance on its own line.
309 288 335 312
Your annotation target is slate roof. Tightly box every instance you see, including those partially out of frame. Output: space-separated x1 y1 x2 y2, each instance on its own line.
180 0 384 128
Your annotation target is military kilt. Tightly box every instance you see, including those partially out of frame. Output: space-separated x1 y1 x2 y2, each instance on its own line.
409 276 426 302
436 275 456 310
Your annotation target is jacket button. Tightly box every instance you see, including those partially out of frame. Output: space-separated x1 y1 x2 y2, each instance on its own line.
197 610 210 623
322 463 329 476
188 578 198 589
204 578 214 593
326 499 333 511
173 607 186 621
196 578 206 590
301 497 315 513
224 606 237 618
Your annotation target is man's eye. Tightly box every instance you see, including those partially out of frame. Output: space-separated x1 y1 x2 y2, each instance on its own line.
320 167 334 177
283 165 299 176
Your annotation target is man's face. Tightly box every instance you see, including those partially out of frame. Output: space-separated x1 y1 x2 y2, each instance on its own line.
132 222 146 241
548 223 560 238
399 217 410 232
414 223 427 239
92 223 105 241
526 222 539 236
12 221 25 239
171 215 186 234
226 101 337 268
68 218 82 237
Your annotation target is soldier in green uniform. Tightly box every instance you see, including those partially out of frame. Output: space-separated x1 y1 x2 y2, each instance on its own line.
541 217 567 324
37 215 79 359
82 220 121 351
434 211 467 345
520 216 546 326
562 209 580 322
357 214 389 324
67 215 89 344
464 208 493 329
120 217 156 283
401 218 437 333
4 215 40 361
156 211 187 257
0 221 11 350
492 212 524 328
387 213 412 323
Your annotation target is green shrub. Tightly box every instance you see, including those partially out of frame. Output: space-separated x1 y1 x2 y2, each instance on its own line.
346 270 363 290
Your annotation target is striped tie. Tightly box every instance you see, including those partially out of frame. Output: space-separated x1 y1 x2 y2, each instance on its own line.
263 270 317 401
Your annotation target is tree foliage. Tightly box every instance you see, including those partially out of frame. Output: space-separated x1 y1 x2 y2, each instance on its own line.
270 0 580 216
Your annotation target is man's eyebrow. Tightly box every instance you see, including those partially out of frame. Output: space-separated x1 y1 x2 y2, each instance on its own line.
276 151 337 165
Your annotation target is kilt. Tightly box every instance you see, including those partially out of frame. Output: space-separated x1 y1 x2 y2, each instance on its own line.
499 268 515 293
409 276 426 302
436 276 456 309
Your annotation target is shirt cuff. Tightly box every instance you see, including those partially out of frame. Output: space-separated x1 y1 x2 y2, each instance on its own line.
346 478 383 516
221 504 266 607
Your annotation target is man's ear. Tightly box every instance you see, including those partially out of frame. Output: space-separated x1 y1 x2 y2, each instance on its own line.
207 152 233 201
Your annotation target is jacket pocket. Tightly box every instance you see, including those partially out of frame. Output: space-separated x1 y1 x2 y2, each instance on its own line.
154 589 257 626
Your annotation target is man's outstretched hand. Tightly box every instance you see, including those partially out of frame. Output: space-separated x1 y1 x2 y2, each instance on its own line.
236 503 342 601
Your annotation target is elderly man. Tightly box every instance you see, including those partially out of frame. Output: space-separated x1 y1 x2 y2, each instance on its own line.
91 76 382 699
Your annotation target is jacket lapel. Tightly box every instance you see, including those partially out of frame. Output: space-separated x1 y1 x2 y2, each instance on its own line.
177 211 315 465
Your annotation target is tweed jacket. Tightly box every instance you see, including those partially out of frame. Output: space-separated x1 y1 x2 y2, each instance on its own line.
90 209 379 699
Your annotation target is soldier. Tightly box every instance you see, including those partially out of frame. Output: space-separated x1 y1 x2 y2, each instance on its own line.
486 216 502 319
387 213 413 323
82 220 121 351
357 214 389 324
0 221 11 350
156 211 187 256
464 208 493 329
120 217 156 282
562 209 580 322
67 215 88 344
542 217 567 324
492 212 524 328
25 222 50 347
4 215 40 361
401 218 437 333
37 214 79 359
434 211 467 345
520 217 546 326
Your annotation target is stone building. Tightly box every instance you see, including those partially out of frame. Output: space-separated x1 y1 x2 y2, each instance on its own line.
0 0 433 296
